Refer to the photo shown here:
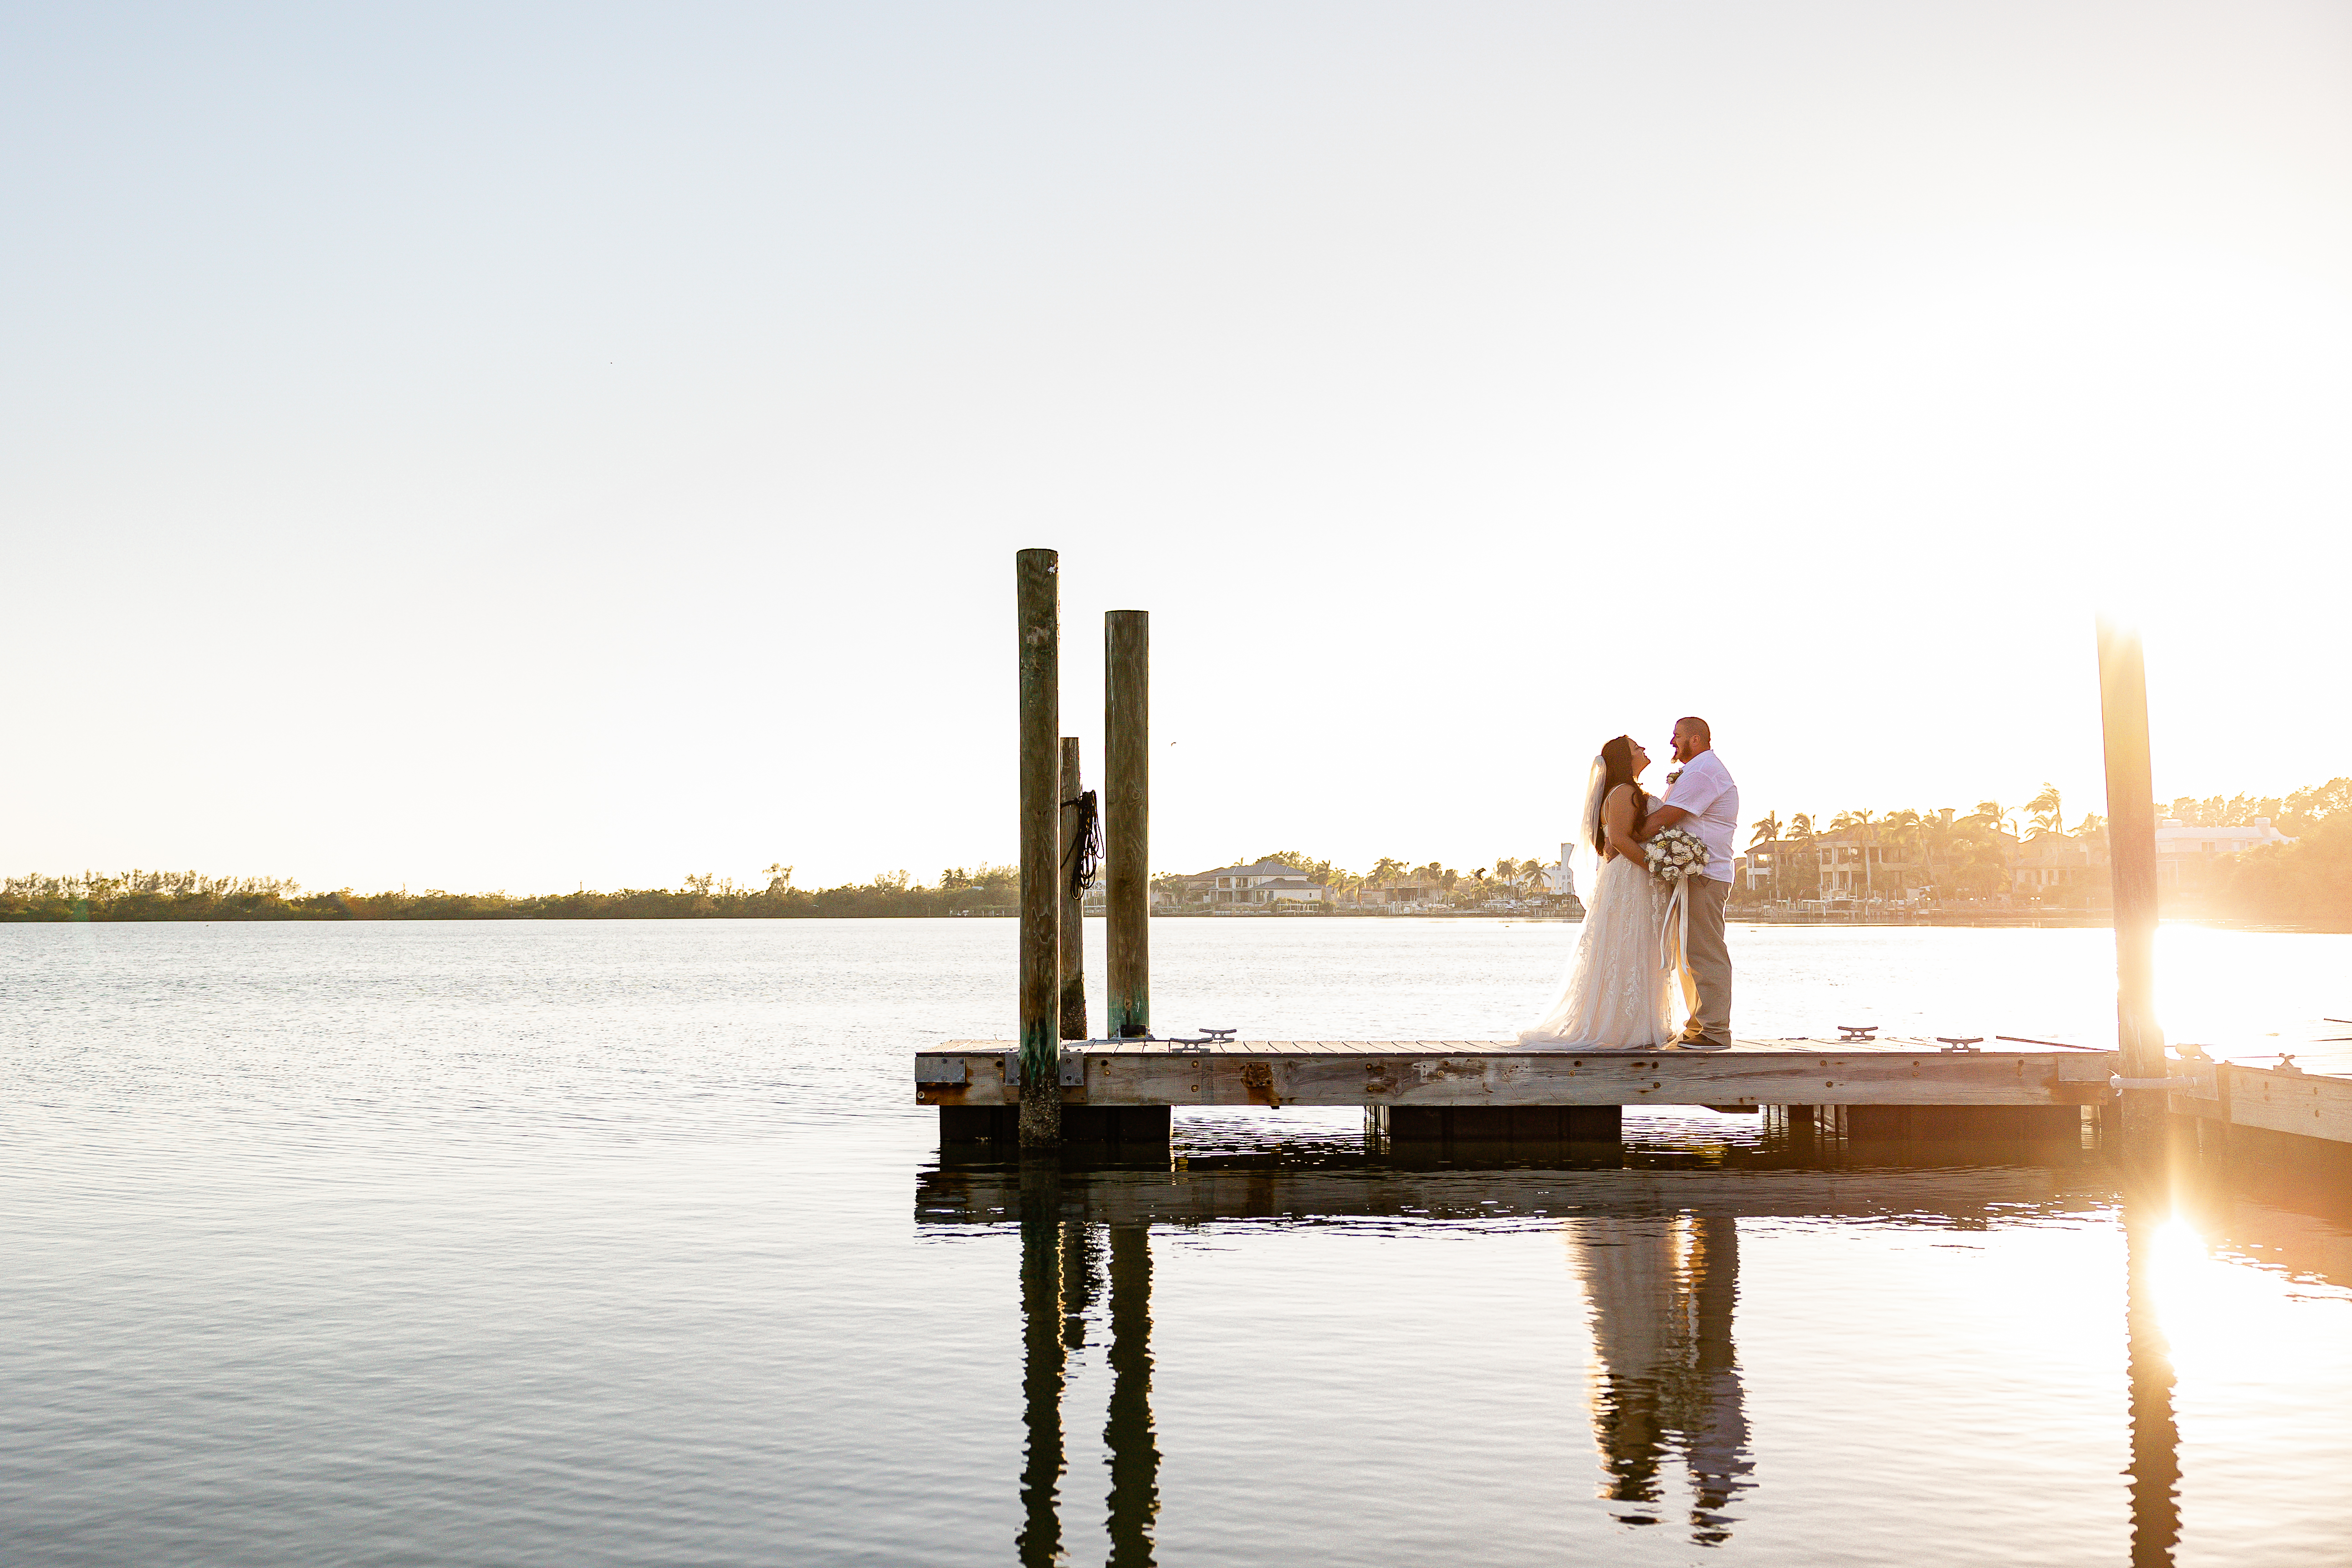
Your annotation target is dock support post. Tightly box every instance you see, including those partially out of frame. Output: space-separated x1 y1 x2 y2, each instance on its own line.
1059 737 1088 1041
1105 610 1150 1038
2097 619 2166 1150
1018 549 1063 1147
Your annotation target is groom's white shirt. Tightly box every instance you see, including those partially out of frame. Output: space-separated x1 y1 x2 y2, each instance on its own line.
1661 750 1738 882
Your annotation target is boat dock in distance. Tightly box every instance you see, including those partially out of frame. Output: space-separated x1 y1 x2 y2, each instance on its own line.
915 1034 2128 1148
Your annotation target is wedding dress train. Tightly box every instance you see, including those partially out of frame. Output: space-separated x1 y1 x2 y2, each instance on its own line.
1519 853 1676 1049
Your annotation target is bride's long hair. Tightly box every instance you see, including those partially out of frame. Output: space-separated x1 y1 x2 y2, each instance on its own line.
1592 734 1650 858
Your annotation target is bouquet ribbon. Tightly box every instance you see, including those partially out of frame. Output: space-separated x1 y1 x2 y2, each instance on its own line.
1658 876 1700 1019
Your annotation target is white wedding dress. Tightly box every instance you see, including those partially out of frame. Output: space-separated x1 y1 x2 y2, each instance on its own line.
1519 852 1675 1049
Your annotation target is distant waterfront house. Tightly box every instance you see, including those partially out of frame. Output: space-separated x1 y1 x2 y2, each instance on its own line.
1738 817 2024 907
1805 827 1926 904
1181 861 1329 907
2012 831 2109 901
2154 817 2291 889
1358 875 1447 907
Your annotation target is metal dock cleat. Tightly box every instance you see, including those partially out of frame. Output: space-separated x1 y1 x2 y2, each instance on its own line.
1160 1028 1236 1053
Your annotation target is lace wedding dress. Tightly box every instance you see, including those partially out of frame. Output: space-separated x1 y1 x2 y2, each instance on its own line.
1519 852 1675 1049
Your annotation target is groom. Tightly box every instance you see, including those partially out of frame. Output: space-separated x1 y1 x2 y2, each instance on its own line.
1636 716 1738 1050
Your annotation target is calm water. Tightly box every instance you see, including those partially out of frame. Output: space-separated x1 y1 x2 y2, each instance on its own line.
5 919 2350 1566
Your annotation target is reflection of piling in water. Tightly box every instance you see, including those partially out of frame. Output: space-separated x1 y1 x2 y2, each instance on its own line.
1105 1226 1161 1567
1018 1165 1065 1566
1570 1213 1753 1544
2124 1192 2181 1568
1062 1219 1098 1347
1015 1181 1161 1568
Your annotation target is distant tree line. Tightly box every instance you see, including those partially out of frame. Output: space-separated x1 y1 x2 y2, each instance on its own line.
9 777 2349 927
1738 777 2351 927
1216 851 1559 904
2207 779 2352 929
2160 778 2350 834
0 864 1023 922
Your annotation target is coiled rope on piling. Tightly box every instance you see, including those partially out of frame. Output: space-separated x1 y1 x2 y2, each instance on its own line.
1063 788 1101 899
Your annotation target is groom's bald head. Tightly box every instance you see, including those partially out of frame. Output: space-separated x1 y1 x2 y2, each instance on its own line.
1672 716 1711 762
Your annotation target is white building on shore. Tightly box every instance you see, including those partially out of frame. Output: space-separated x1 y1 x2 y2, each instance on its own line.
2153 817 2291 888
1181 861 1329 907
1543 843 1575 900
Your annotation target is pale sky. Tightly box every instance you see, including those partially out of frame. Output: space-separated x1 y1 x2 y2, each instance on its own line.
6 3 2349 892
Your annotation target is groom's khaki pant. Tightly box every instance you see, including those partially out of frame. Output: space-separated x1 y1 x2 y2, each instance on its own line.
1681 875 1733 1046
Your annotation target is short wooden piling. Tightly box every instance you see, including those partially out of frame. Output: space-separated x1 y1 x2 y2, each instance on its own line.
1059 737 1088 1041
1105 610 1150 1038
1018 549 1063 1147
2097 619 2167 1148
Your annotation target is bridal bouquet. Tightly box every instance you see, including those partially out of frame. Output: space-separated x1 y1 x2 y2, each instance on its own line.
1644 826 1710 883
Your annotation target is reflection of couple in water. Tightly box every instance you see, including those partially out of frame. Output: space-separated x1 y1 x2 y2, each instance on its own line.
1524 717 1740 1052
1569 1213 1754 1544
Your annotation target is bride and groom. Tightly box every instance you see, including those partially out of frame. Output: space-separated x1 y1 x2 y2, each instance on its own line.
1522 717 1738 1051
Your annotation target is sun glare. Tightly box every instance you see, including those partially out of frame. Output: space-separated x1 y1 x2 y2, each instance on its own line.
2142 1214 2323 1381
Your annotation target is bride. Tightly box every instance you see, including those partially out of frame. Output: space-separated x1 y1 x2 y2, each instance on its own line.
1519 735 1682 1049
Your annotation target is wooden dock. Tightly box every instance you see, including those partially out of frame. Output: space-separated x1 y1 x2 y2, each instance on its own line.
917 1035 2119 1144
2169 1060 2352 1159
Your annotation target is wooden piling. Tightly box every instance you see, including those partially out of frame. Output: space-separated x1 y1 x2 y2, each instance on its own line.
1105 610 1150 1038
1018 549 1063 1146
1059 737 1088 1041
2097 619 2167 1146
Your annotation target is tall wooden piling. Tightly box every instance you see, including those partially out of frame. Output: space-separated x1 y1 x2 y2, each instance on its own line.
1105 610 1150 1038
1018 550 1063 1146
2097 618 2167 1147
1059 738 1088 1040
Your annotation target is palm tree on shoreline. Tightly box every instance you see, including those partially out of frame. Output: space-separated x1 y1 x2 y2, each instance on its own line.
1882 810 1923 904
1973 800 2020 894
2027 783 2064 838
1788 814 1816 900
1750 813 1783 901
1915 810 1960 901
1830 808 1879 900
